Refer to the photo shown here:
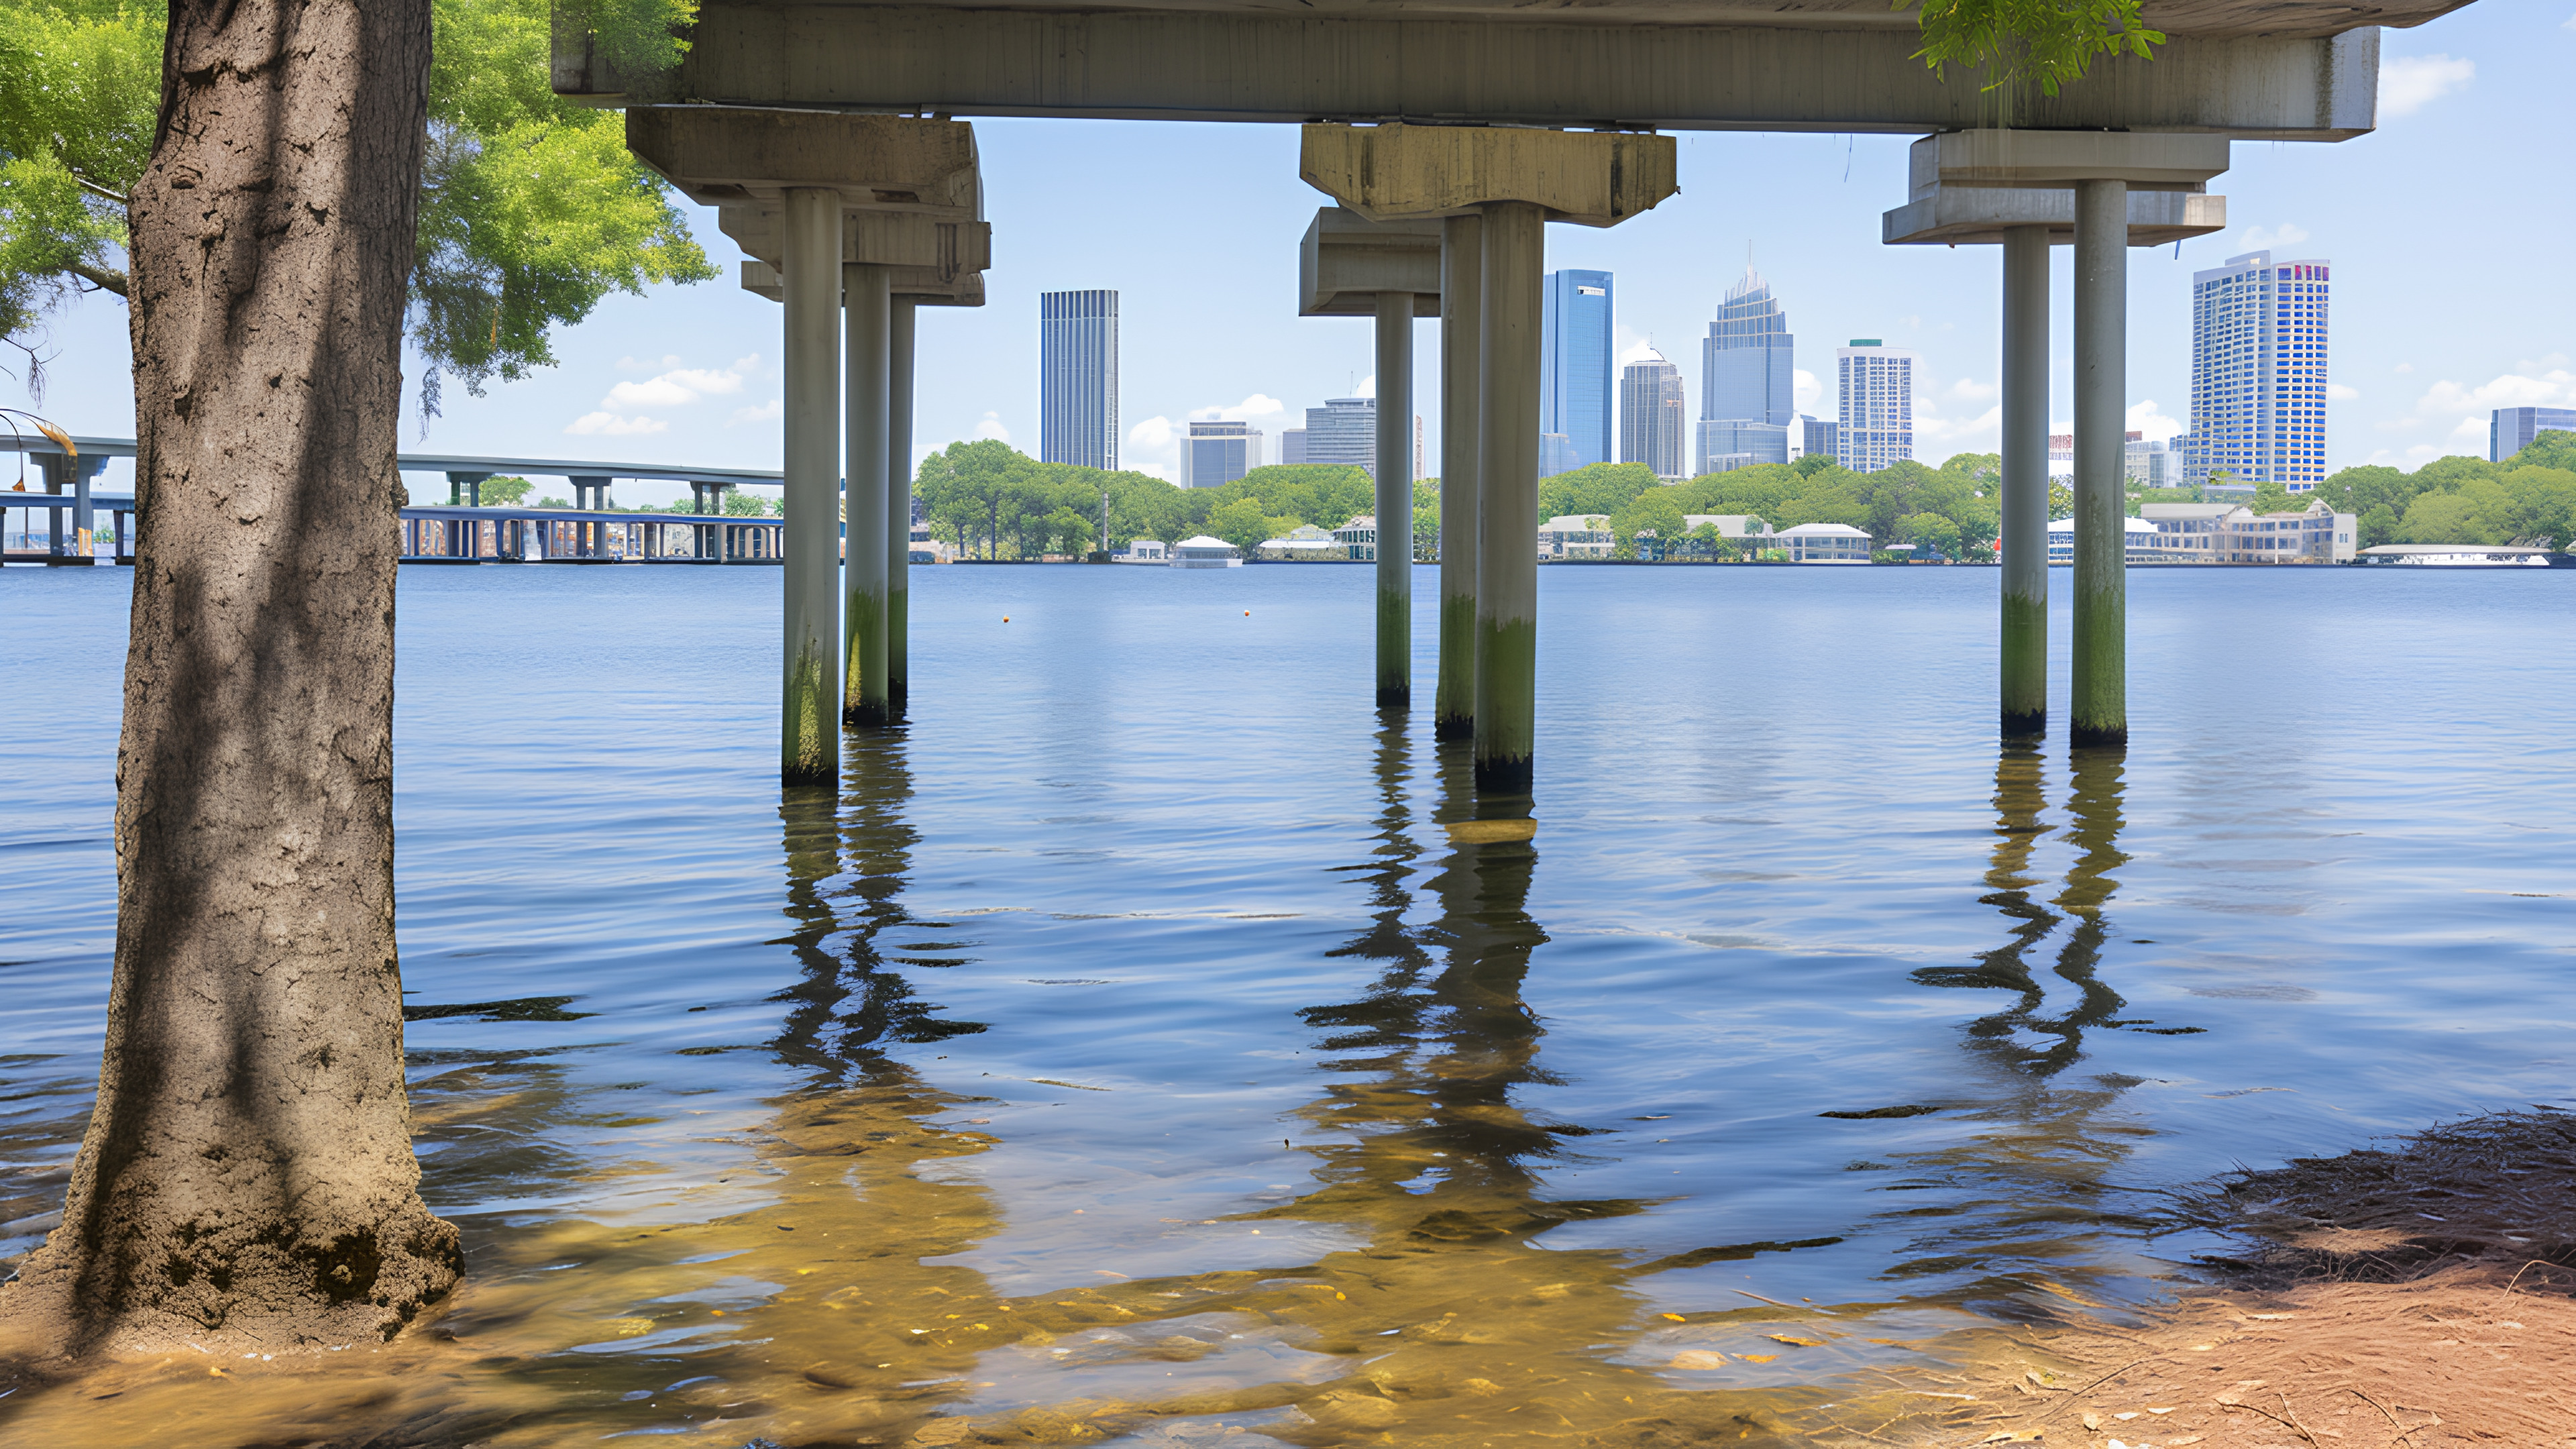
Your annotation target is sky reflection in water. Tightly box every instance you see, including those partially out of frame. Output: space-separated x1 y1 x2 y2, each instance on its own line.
3 562 2573 1444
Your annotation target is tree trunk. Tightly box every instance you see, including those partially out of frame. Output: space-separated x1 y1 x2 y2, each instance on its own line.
0 0 458 1357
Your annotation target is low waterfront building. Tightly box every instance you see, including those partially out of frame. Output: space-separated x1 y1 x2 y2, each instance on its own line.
2359 543 2559 568
1635 513 1776 561
2139 499 2355 563
1256 523 1346 560
1169 535 1241 568
1538 515 1615 559
1774 521 1872 563
1332 514 1379 560
2045 515 2163 565
1114 537 1170 563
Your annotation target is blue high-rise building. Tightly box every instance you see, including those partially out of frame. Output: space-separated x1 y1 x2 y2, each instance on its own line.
1040 289 1119 470
1697 265 1797 476
2492 407 2576 463
1542 270 1613 472
1703 266 1796 426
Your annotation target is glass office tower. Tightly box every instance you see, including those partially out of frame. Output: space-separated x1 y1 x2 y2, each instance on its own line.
1040 289 1120 470
2491 407 2576 463
2182 251 2330 492
1619 351 1686 480
1542 270 1614 471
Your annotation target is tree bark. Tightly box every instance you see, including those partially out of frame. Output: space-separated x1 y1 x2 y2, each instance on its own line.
0 0 458 1357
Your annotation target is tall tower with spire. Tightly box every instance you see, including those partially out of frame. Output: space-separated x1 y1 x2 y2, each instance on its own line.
1697 264 1798 474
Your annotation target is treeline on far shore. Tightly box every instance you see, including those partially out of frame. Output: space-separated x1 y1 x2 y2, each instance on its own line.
472 429 2576 560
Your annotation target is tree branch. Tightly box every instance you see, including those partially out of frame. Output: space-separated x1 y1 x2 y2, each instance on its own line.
70 172 131 207
67 261 130 298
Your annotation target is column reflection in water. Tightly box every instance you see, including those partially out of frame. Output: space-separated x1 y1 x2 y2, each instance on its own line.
635 739 1014 1446
1887 745 2169 1314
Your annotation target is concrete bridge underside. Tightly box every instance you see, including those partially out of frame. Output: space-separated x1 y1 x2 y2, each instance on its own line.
556 0 2467 138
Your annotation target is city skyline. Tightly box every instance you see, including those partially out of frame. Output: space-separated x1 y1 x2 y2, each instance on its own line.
9 5 2557 504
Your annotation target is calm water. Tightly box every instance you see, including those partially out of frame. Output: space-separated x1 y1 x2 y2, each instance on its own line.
4 560 2573 1445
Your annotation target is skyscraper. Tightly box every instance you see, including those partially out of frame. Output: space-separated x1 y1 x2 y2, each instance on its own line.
1303 397 1377 472
2492 407 2576 463
1542 270 1613 471
1180 420 1263 488
1835 340 1914 473
1040 290 1118 470
1697 265 1797 475
1619 351 1686 480
2181 251 2329 492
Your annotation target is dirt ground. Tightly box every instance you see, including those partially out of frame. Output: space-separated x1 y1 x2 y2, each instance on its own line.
1925 1110 2576 1448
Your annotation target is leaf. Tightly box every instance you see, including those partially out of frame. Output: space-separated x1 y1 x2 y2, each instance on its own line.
1740 1353 1778 1363
33 420 72 455
1766 1334 1827 1347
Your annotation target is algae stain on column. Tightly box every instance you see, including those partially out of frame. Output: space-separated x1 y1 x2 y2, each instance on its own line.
1378 584 1411 708
2000 591 2047 735
844 588 888 727
1473 616 1536 792
1436 591 1477 739
886 587 908 719
784 640 835 782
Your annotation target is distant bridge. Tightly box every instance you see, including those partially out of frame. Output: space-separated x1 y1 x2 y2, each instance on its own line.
1 435 786 565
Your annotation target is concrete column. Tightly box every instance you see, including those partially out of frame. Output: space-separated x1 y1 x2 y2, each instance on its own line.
2000 225 2049 739
37 452 64 559
1473 202 1544 795
1374 289 1414 708
844 262 894 727
2071 179 2128 750
888 295 917 720
1436 213 1482 742
782 186 843 784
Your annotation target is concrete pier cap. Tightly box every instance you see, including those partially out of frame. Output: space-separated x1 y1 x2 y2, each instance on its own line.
626 107 983 217
1299 123 1678 227
1299 209 1442 317
1883 129 2230 246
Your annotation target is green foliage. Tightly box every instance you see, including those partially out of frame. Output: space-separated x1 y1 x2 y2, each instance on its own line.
2314 447 2576 552
478 474 533 505
0 0 714 411
1205 496 1296 557
1602 451 2004 561
416 0 714 405
911 443 1386 561
1541 462 1665 521
1909 0 2164 98
555 0 695 84
0 0 159 378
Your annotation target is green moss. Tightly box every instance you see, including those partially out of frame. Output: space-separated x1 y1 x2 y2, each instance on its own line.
2000 589 2046 727
1436 591 1477 733
784 639 835 782
1377 582 1411 696
1473 616 1537 765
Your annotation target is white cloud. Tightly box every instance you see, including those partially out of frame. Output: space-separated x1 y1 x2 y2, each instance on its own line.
2237 221 2310 252
1949 377 1997 405
1793 369 1821 411
975 412 1014 443
728 398 783 427
2379 54 2475 118
565 411 668 437
615 354 681 372
594 355 760 414
2565 9 2576 29
2326 383 2360 402
1189 393 1286 421
2365 368 2576 458
2126 399 2186 442
1126 415 1175 451
2394 363 2414 374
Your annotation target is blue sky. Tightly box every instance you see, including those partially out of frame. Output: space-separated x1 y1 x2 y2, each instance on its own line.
9 1 2568 506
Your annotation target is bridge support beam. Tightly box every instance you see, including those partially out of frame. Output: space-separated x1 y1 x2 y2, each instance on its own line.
845 262 894 727
782 187 844 784
1300 122 1675 794
2071 179 2129 750
2000 226 2049 739
1374 290 1413 709
1880 133 2231 750
1436 213 1481 742
1473 201 1544 795
888 295 916 720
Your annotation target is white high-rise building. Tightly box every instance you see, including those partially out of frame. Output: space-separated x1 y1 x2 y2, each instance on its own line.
2182 251 2330 493
1835 340 1914 474
1303 397 1377 473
